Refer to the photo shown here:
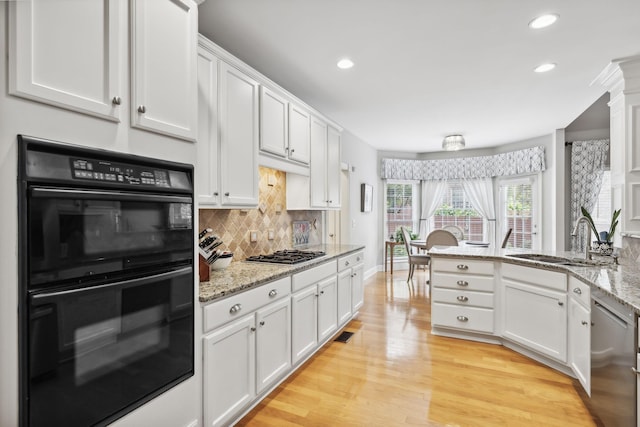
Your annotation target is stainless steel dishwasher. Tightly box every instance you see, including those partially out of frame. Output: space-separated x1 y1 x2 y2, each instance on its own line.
590 289 637 426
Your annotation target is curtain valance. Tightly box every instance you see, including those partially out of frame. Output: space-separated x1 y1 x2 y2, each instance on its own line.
381 146 546 181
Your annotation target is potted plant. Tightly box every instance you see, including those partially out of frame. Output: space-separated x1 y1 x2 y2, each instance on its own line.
580 207 621 255
395 227 418 243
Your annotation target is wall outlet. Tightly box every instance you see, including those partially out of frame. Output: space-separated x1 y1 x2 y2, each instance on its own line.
268 229 275 240
250 230 258 242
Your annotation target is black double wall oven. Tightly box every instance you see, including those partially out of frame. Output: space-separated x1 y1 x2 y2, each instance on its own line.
18 136 195 427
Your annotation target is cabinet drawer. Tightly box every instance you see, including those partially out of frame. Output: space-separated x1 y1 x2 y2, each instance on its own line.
292 260 337 293
338 251 364 272
502 263 567 292
432 303 494 333
431 258 494 275
568 276 590 308
204 277 291 333
432 288 494 309
431 272 494 292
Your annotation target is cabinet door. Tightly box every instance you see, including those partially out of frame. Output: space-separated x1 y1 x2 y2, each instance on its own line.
351 264 365 312
288 104 311 164
219 62 259 207
503 280 567 362
309 116 328 208
291 286 318 364
8 0 123 121
203 315 256 427
131 0 198 140
326 126 342 208
337 270 353 326
569 298 591 395
256 298 291 394
196 46 220 205
259 86 288 157
318 276 338 342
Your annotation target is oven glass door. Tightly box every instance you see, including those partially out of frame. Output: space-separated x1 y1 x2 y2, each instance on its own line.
28 187 193 286
27 266 194 427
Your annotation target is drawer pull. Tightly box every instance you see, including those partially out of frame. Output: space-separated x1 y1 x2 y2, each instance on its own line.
457 264 469 270
456 315 469 322
456 280 469 287
558 301 564 306
456 295 469 302
573 287 582 295
229 303 242 314
345 261 350 266
268 289 278 297
581 320 589 326
250 327 256 332
260 321 265 326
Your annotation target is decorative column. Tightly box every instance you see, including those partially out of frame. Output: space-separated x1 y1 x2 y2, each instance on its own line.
594 55 640 242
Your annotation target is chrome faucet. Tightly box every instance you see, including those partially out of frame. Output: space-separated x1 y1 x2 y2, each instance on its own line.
571 216 592 260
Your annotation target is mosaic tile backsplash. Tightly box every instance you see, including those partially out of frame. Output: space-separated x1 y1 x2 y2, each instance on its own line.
621 236 640 262
198 167 323 261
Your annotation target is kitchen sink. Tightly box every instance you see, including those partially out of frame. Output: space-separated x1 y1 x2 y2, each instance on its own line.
505 253 610 267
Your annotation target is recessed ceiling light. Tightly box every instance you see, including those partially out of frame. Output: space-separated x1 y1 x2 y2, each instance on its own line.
529 14 559 29
534 63 556 73
337 58 354 69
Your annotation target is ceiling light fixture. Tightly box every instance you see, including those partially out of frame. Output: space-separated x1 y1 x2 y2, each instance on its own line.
442 135 465 151
534 63 556 73
528 14 559 29
337 58 354 69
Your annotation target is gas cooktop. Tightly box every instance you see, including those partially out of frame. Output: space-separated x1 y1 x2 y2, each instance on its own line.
246 249 326 265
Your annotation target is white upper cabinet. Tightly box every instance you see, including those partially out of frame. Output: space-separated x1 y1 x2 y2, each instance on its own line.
259 86 289 157
219 62 260 207
131 0 198 141
310 116 329 208
8 0 123 121
287 104 311 164
326 125 342 208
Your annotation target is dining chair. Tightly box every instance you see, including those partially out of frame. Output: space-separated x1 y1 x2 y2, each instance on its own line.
400 226 430 283
501 228 513 248
442 225 464 241
426 229 459 250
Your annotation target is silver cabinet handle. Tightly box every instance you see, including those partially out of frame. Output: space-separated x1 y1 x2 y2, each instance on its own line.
290 149 295 153
581 320 589 326
213 192 219 196
573 288 582 295
632 367 640 376
558 301 564 306
456 316 469 322
268 289 278 297
345 261 350 266
250 327 256 332
112 96 121 105
456 296 469 302
229 303 242 314
259 321 265 326
357 257 361 262
320 290 324 295
224 192 230 196
456 280 469 286
137 105 146 113
456 264 469 270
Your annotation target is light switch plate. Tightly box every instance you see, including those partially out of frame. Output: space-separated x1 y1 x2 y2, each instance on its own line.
250 230 258 242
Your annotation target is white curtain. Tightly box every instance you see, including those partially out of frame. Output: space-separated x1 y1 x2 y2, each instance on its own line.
570 140 609 252
462 178 497 246
419 180 447 238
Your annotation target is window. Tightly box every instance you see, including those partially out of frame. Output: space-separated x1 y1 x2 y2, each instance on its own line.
385 181 419 254
431 182 484 241
499 176 538 249
591 171 612 237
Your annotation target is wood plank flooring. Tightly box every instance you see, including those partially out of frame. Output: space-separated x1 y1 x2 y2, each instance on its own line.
237 270 597 426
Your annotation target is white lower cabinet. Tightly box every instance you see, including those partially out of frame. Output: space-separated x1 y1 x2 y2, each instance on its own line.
502 264 568 363
337 270 353 326
317 276 338 342
291 285 319 364
568 277 591 395
337 251 365 314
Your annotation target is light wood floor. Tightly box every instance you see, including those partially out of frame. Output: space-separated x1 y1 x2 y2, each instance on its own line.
237 270 597 426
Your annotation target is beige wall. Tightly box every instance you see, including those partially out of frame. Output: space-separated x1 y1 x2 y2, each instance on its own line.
199 167 323 260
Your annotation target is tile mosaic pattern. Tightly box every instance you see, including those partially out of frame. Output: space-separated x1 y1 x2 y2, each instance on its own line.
199 167 323 261
621 236 640 262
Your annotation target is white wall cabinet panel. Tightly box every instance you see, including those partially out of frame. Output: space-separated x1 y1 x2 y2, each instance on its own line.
219 63 259 207
288 104 311 164
8 0 123 121
259 86 288 157
503 279 567 362
309 116 328 208
131 0 197 141
196 47 220 205
255 298 291 394
203 314 256 427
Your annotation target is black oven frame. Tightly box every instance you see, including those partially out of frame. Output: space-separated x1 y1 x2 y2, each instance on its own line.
17 135 196 427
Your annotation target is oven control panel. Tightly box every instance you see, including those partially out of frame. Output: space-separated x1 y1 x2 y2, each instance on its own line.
71 158 171 187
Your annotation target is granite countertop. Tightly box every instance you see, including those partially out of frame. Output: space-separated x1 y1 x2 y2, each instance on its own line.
429 245 640 314
199 244 365 303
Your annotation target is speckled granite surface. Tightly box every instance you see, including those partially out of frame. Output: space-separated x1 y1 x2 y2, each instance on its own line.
429 246 640 314
199 244 364 303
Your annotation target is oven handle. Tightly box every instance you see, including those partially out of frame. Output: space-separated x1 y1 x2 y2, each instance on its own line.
30 187 192 204
30 266 192 305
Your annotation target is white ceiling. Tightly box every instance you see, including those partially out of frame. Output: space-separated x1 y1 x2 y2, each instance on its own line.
198 1 640 153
